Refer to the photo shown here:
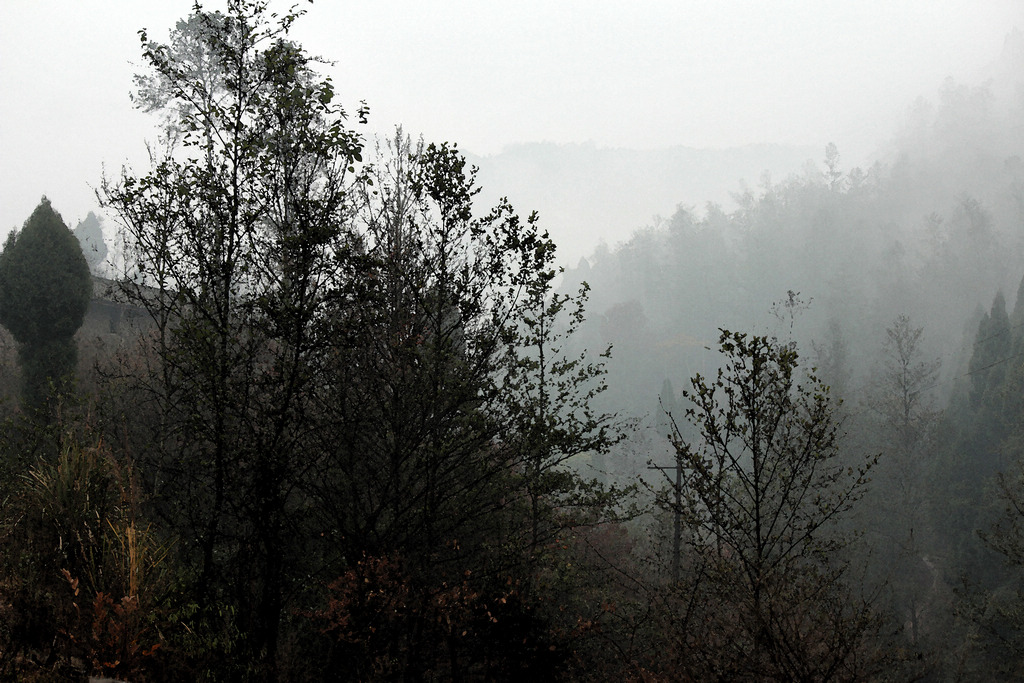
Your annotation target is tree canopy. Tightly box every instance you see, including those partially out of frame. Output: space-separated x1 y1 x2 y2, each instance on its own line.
97 2 623 677
665 330 877 679
0 197 91 405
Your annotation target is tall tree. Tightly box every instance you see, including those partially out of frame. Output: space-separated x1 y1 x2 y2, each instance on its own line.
866 315 940 647
496 252 625 559
72 211 108 275
973 461 1024 676
305 131 624 678
665 330 878 680
0 198 92 407
102 0 627 676
811 318 851 408
969 291 1012 413
102 2 364 674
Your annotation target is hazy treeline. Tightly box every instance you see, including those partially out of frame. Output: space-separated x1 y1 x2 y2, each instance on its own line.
555 32 1024 678
466 140 820 265
565 57 1024 410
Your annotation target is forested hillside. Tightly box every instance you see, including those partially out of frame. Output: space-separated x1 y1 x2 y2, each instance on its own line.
2 2 1024 681
564 68 1024 407
555 30 1024 679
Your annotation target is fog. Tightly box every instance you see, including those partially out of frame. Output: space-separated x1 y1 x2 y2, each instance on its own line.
4 1 1024 678
2 1 1021 253
565 31 1024 408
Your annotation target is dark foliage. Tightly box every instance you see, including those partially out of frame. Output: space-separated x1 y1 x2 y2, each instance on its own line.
0 198 91 407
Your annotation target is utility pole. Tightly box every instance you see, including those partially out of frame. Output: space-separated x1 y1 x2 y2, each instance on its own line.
648 455 682 583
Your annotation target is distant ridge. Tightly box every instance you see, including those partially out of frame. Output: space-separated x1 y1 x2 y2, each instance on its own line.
465 142 821 266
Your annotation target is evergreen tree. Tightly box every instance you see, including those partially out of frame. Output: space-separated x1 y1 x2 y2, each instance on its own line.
969 290 1012 412
0 198 91 407
931 292 1018 593
866 315 940 647
811 318 852 407
957 291 1016 491
72 211 108 275
1010 273 1024 329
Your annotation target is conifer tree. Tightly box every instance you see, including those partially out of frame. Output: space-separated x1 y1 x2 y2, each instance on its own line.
0 198 92 406
72 211 108 275
969 291 1012 411
867 315 940 646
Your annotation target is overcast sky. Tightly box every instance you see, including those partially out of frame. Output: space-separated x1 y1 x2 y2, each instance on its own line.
1 0 1021 237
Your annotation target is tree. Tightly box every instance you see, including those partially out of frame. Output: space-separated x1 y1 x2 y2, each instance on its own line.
0 198 92 407
307 132 526 568
964 281 1024 675
102 1 627 676
970 459 1024 677
304 131 625 678
824 142 845 192
934 292 1019 589
811 318 851 408
969 290 1012 415
102 2 365 674
865 315 940 647
103 2 619 673
73 211 109 275
496 261 625 558
666 330 877 679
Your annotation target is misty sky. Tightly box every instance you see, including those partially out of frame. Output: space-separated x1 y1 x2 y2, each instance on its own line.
1 0 1021 241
